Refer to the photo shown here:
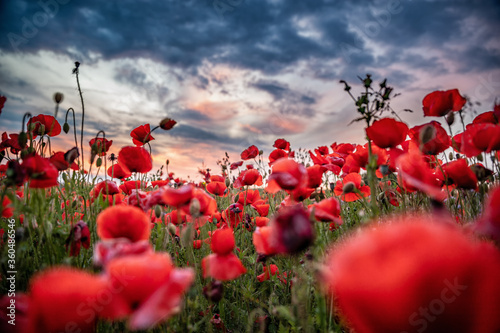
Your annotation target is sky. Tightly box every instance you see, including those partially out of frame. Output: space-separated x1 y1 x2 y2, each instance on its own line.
1 0 499 180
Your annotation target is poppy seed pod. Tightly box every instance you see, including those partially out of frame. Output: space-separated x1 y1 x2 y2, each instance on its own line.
53 92 64 104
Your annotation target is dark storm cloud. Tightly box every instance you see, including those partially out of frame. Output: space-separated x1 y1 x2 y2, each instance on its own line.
1 0 499 79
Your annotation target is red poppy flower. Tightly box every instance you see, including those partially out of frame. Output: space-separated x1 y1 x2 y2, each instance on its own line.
94 180 120 197
202 228 246 281
96 205 151 242
422 89 467 117
253 226 279 256
89 138 113 156
49 152 70 171
440 159 478 190
473 186 500 243
22 154 59 188
222 203 244 228
269 148 289 164
119 180 143 195
118 146 153 173
0 95 5 115
266 158 308 194
159 117 177 130
206 175 227 197
472 111 498 124
309 197 342 226
273 138 291 151
161 184 194 208
331 142 356 157
107 163 132 180
460 123 500 157
395 144 445 200
241 145 259 160
307 165 326 188
234 169 263 188
270 204 314 255
182 188 217 219
257 264 280 282
151 179 169 188
319 216 500 333
27 267 112 333
27 114 61 138
1 196 13 218
202 252 247 281
236 189 261 206
65 220 91 256
409 121 451 155
105 253 194 330
334 173 370 202
253 203 270 217
93 238 152 267
1 132 25 154
230 161 243 170
210 228 235 255
366 118 409 148
130 124 155 146
255 216 270 227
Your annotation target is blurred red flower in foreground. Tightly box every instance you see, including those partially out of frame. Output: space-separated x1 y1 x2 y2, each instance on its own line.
202 228 246 281
366 118 408 148
105 253 194 330
130 124 155 146
422 89 466 117
319 217 500 333
97 205 151 242
118 146 152 173
27 268 110 333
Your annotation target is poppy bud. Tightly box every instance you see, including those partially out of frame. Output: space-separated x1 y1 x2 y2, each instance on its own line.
379 164 390 176
96 157 102 167
155 205 162 218
225 178 231 187
234 194 239 203
38 124 45 136
446 111 455 125
343 182 356 194
419 124 436 144
449 152 454 160
189 198 201 217
53 92 64 104
159 117 177 130
167 223 177 235
203 281 224 303
18 131 27 147
63 122 70 134
476 153 484 162
166 159 170 165
259 150 264 155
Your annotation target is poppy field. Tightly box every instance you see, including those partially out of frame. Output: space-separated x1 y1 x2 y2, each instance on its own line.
1 67 500 333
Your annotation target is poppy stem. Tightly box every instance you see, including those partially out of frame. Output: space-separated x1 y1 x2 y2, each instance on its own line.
73 63 86 177
65 108 80 167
